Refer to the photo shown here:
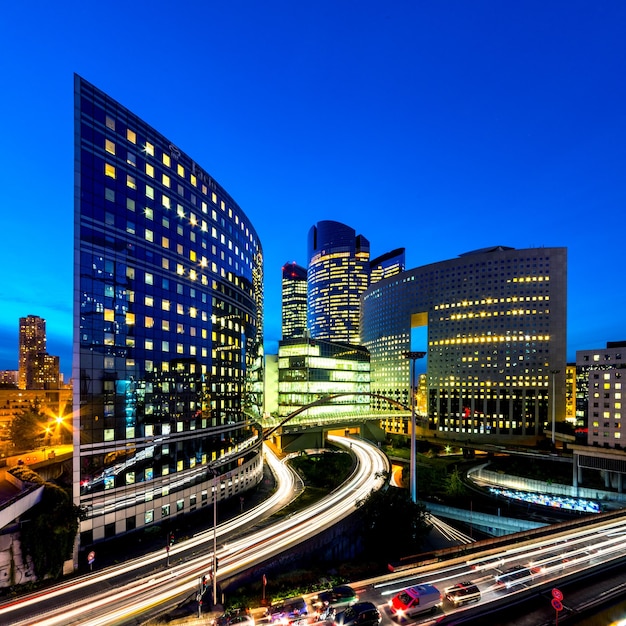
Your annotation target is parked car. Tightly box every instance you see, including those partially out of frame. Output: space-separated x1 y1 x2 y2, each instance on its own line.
334 601 381 626
314 585 358 611
217 612 255 626
444 582 481 607
388 584 442 619
267 597 309 624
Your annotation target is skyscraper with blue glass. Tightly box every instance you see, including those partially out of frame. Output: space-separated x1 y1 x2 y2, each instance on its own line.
74 75 264 546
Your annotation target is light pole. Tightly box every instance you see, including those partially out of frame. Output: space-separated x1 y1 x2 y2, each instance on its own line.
550 369 561 447
209 467 219 606
403 351 426 503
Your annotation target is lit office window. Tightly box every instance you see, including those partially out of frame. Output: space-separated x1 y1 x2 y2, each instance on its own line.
162 152 171 167
162 173 170 187
145 141 154 156
177 163 185 177
145 229 154 242
105 139 115 154
127 174 136 189
105 163 116 178
146 163 154 178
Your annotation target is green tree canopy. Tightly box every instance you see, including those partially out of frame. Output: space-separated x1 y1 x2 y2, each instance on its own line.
10 408 45 452
356 485 430 565
20 482 80 580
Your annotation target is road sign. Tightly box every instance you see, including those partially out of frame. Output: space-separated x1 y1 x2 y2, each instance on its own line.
552 598 563 612
552 588 564 601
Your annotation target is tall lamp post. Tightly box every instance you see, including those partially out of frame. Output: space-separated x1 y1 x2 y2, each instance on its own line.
403 351 426 503
209 467 219 605
550 369 561 446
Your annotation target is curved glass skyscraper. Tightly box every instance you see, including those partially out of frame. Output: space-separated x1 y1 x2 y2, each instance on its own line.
74 76 264 545
307 221 370 344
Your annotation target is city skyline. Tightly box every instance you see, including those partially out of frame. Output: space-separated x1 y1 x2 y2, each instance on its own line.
1 1 625 380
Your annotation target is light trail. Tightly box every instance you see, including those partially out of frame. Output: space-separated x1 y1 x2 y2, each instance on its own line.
2 436 390 626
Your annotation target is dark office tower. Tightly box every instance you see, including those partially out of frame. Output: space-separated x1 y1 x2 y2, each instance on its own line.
74 76 264 545
19 315 58 389
307 221 370 344
370 248 406 285
281 262 308 339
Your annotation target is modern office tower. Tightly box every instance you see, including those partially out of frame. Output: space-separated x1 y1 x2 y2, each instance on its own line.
74 75 264 545
565 363 577 422
307 221 370 344
281 262 308 339
576 342 625 448
370 248 405 286
277 338 370 418
361 246 567 444
18 315 59 390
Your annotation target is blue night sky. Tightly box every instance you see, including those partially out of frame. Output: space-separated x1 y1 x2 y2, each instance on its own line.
1 1 625 381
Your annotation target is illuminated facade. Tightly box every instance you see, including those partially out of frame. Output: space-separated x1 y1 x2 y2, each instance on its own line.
307 221 370 344
19 315 59 390
74 76 264 545
277 338 370 418
576 342 625 448
281 262 308 339
361 246 567 442
370 248 405 286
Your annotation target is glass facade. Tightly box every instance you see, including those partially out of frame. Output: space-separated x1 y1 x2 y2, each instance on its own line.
277 338 370 418
361 246 567 442
73 76 264 544
281 262 307 339
307 221 370 344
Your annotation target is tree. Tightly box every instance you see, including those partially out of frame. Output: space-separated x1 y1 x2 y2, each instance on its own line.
355 487 430 565
445 466 467 497
10 408 45 452
19 482 80 580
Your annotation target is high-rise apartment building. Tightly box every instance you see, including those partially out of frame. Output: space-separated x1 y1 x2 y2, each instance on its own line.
281 262 308 339
307 221 370 344
74 75 264 545
18 315 59 390
576 342 625 448
361 246 567 443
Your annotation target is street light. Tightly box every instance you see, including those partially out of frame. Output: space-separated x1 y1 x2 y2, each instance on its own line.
403 351 426 503
550 369 561 447
209 467 219 606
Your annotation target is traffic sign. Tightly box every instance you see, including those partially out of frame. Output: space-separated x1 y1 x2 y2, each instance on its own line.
552 598 563 612
552 588 563 601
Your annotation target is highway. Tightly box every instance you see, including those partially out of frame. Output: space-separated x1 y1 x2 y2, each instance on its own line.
325 512 626 625
0 435 390 626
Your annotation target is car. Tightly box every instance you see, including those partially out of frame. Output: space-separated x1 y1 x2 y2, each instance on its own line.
388 584 442 619
314 585 359 610
494 567 533 590
217 613 255 626
444 582 481 607
334 601 381 626
528 553 569 576
267 597 309 624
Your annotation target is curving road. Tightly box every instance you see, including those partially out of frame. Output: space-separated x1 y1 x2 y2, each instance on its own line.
0 435 390 626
